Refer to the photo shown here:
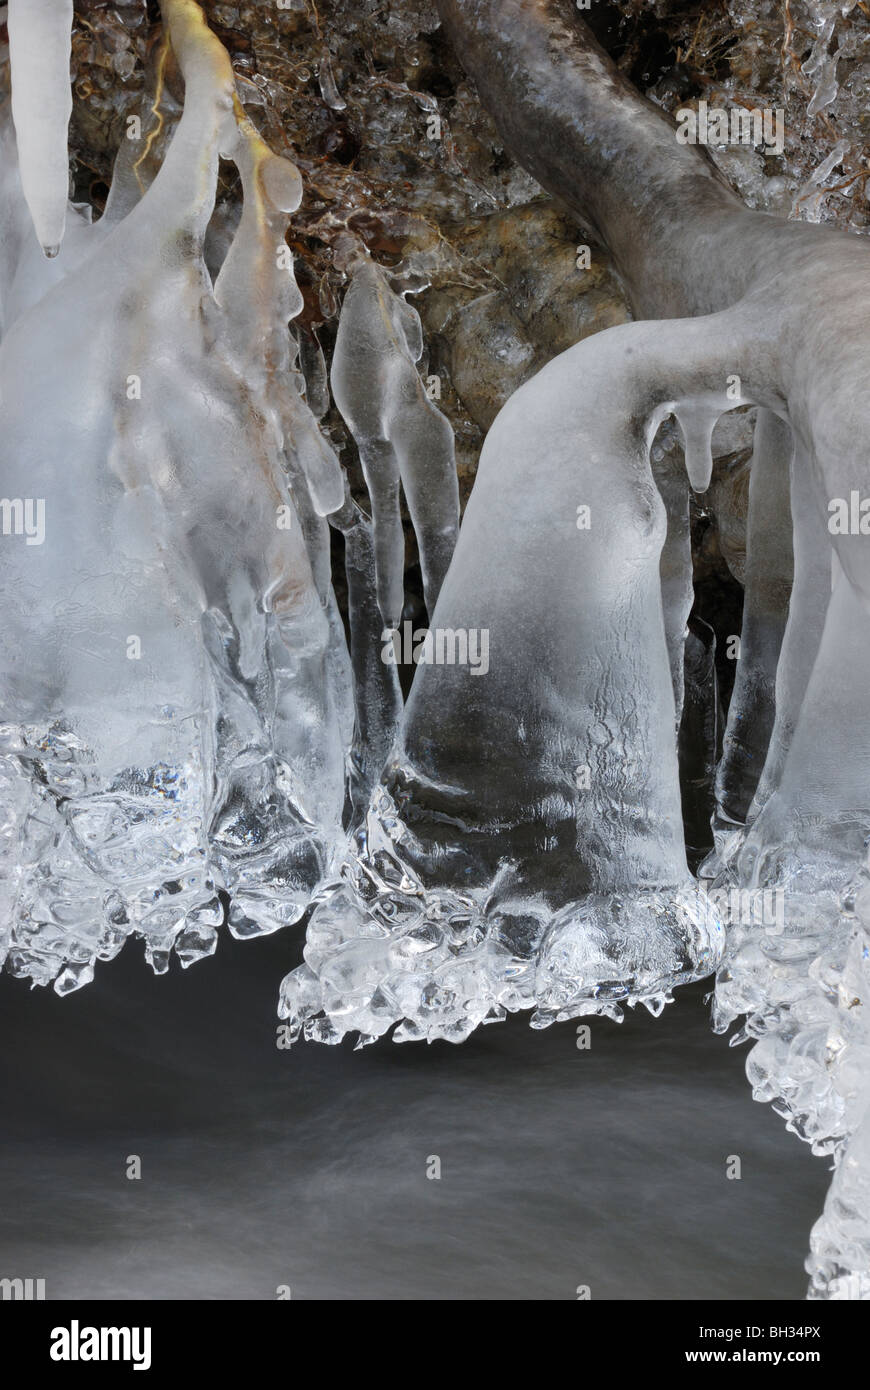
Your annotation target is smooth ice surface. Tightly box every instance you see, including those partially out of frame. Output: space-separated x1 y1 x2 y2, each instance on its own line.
7 0 73 256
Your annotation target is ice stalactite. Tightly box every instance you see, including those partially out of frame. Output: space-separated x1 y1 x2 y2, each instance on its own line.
331 490 403 829
801 4 840 120
679 616 720 872
6 0 74 258
331 247 460 631
0 0 355 988
709 411 794 858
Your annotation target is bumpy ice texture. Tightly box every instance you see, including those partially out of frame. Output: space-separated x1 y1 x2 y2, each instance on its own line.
0 0 354 991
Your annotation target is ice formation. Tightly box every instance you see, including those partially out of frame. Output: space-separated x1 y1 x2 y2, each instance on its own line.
0 0 356 989
6 0 73 257
0 0 868 1300
331 247 459 630
425 0 870 1298
282 0 870 1294
280 315 771 1046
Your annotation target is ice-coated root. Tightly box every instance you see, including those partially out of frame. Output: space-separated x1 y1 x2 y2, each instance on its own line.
6 0 73 257
331 252 460 630
435 0 746 318
0 0 352 990
434 0 870 829
278 314 793 1046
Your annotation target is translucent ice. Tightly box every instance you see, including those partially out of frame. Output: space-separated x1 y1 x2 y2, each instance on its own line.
0 103 95 335
434 6 870 1295
707 411 794 867
331 249 459 629
0 0 352 989
280 316 758 1046
808 1104 870 1300
6 0 73 257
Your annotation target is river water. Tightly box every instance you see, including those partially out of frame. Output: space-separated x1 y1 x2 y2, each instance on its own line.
0 930 829 1300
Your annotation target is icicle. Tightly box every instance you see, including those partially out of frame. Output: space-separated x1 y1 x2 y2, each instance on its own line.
741 441 832 834
650 430 693 725
802 16 839 118
331 491 403 826
215 96 304 375
101 37 179 229
0 103 97 340
713 411 793 847
678 615 719 872
792 139 850 222
331 251 460 628
317 48 345 112
298 328 330 420
738 560 870 894
6 0 73 257
212 97 344 519
673 402 723 494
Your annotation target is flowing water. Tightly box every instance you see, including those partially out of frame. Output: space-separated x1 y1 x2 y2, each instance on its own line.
0 933 828 1300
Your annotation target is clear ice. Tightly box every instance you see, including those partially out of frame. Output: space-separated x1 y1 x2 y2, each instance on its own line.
279 317 751 1047
6 0 73 258
0 0 354 989
331 245 459 630
1 0 869 1303
426 0 870 1302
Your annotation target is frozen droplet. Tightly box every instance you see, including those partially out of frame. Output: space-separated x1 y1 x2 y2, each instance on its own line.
318 50 346 111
